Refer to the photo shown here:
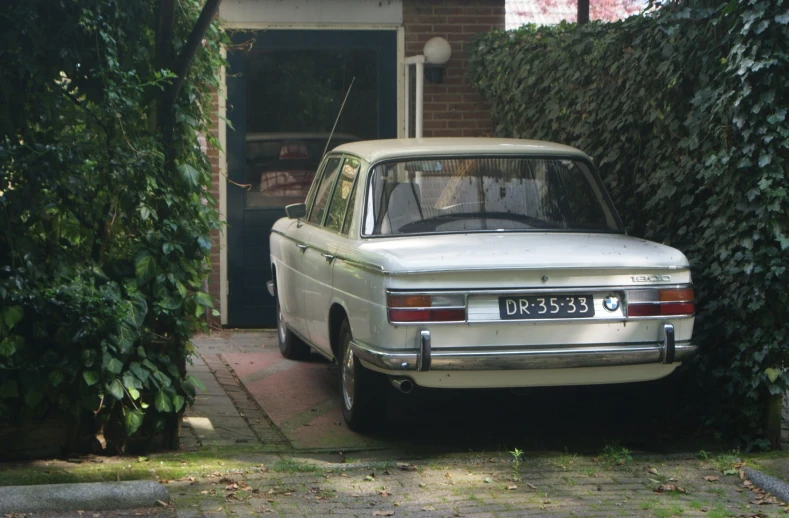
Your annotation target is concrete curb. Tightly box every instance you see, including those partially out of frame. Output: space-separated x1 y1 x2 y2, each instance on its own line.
743 466 789 504
0 480 169 513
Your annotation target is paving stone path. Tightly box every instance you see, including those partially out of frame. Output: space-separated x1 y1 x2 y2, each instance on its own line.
170 331 788 517
181 332 290 450
168 453 784 517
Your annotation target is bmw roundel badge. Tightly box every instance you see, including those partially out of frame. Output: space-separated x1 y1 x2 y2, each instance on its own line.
603 295 620 312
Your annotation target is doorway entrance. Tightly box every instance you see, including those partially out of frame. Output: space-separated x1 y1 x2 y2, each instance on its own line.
226 30 397 327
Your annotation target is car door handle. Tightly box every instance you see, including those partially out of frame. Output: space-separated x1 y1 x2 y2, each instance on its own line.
297 244 308 253
321 253 335 263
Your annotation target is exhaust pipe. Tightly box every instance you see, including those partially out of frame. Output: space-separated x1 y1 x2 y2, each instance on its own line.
390 378 414 394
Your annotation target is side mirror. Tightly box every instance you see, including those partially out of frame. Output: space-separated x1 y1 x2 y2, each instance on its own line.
285 203 307 219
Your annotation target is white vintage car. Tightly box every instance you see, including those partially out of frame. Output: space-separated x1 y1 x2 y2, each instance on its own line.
268 138 696 430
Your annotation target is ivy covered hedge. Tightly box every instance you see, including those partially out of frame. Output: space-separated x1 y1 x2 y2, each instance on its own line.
468 0 788 441
0 0 223 452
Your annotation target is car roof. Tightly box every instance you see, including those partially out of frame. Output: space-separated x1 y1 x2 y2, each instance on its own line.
245 132 359 142
331 138 590 163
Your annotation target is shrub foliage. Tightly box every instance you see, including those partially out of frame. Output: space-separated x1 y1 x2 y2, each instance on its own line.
0 0 223 450
468 1 788 436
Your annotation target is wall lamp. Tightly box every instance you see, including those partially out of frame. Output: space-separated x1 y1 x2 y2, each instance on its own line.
423 37 452 84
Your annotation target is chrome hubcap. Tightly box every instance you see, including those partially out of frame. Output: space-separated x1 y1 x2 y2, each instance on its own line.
342 343 355 411
277 303 286 344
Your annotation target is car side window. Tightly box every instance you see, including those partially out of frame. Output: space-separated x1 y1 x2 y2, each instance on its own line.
324 157 361 233
341 170 360 235
308 156 342 225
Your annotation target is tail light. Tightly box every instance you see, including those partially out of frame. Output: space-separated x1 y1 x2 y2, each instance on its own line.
387 292 465 323
626 287 695 317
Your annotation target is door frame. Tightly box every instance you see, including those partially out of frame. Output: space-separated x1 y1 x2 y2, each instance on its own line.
219 26 404 326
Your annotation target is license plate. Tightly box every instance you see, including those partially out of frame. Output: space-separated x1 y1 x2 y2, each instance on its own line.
498 295 595 320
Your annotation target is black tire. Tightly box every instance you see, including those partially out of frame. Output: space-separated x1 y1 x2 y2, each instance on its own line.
276 295 311 360
338 319 385 431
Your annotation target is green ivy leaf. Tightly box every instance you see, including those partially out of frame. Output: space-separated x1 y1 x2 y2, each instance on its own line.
185 374 205 392
154 389 173 412
106 357 123 374
106 379 125 400
194 291 213 308
197 236 212 251
0 337 17 358
129 362 149 384
122 371 142 390
82 370 100 387
124 409 144 436
177 163 201 188
159 296 183 310
1 305 23 330
153 370 172 388
183 374 205 398
765 368 781 383
134 252 156 284
172 394 185 413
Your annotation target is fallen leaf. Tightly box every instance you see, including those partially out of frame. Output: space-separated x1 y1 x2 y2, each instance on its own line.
396 462 417 471
704 476 720 482
649 478 661 485
723 469 738 476
422 506 436 511
506 484 518 490
225 483 239 491
656 484 686 494
484 477 493 484
372 511 394 517
365 475 375 482
526 482 537 490
377 490 392 497
648 468 659 475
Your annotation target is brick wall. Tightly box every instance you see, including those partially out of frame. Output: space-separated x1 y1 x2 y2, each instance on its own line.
403 0 505 137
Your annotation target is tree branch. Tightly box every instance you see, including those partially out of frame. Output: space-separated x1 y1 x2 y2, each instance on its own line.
156 0 176 70
163 0 222 108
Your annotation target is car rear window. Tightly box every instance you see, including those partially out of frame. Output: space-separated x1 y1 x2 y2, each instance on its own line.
362 157 623 236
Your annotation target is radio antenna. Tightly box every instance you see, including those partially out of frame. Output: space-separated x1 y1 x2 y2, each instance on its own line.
322 76 355 159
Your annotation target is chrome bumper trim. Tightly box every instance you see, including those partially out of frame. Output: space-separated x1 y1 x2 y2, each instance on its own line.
266 280 275 297
350 340 697 372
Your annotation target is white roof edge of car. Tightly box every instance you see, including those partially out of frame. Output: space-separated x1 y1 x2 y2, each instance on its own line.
331 137 591 163
245 132 359 141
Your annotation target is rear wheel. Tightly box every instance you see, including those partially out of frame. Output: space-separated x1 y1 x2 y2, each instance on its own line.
339 319 385 431
277 295 311 360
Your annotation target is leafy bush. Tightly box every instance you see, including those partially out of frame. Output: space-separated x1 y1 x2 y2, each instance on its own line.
468 1 789 438
0 0 224 451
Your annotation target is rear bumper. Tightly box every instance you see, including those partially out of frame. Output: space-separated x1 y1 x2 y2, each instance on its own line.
350 324 696 372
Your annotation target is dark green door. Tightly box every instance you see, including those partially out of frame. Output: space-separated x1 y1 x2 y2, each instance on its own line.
226 30 397 327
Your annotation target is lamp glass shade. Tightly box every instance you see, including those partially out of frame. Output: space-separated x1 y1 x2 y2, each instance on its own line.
423 37 452 65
